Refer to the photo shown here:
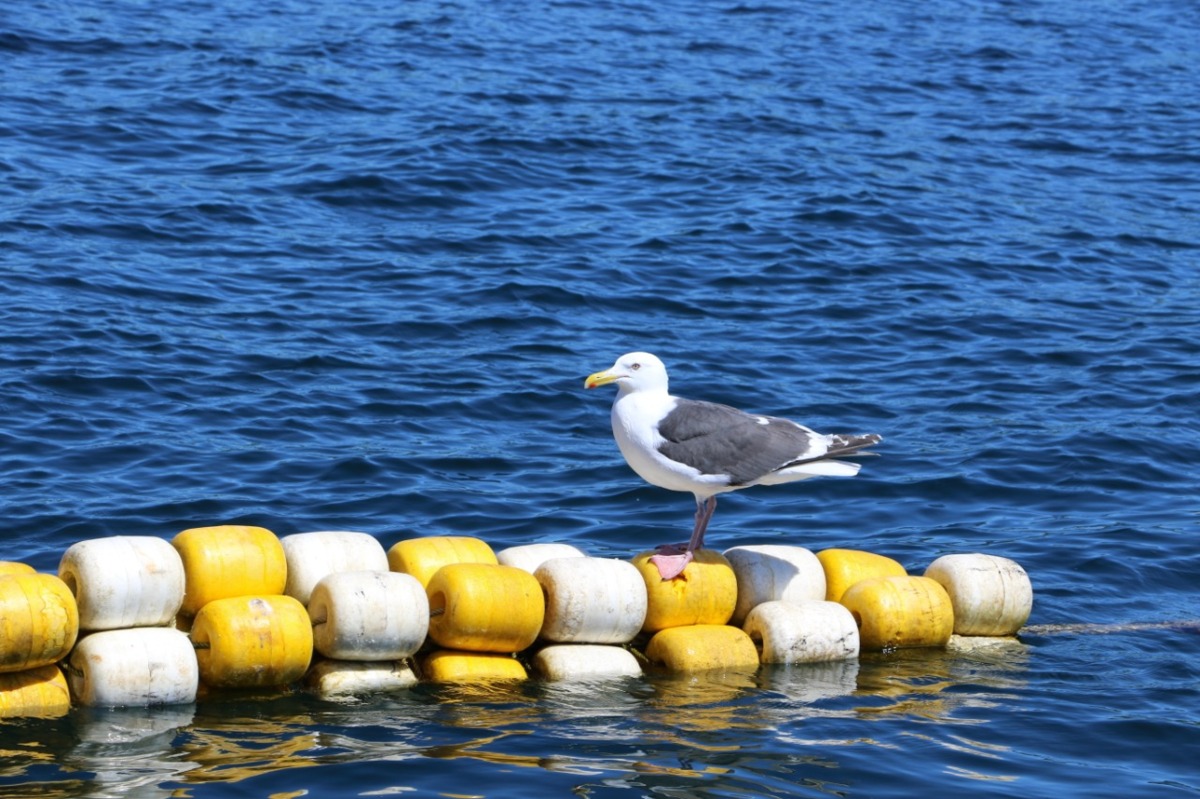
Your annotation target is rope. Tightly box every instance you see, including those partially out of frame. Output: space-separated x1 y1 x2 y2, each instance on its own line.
1022 620 1200 636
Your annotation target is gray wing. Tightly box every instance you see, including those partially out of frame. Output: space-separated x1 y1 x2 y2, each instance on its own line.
656 399 820 486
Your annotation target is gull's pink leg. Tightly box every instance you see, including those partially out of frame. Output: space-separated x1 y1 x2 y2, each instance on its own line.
650 496 718 580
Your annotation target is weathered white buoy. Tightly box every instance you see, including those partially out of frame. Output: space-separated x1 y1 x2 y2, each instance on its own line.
723 545 826 625
496 543 586 574
305 659 419 697
924 553 1033 636
308 571 428 661
67 627 198 707
532 645 642 680
58 536 185 631
535 557 647 644
281 531 389 606
742 599 860 663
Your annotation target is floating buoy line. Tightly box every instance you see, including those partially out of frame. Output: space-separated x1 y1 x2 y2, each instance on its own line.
0 526 1046 717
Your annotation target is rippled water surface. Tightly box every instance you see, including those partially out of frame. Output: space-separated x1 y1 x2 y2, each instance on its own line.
2 0 1198 796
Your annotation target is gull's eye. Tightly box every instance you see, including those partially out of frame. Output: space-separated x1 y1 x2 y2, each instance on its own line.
631 363 641 371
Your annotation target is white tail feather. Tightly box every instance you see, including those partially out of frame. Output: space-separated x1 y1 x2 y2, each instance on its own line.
754 459 862 485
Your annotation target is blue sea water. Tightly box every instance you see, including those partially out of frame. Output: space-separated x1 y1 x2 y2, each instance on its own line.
2 0 1199 795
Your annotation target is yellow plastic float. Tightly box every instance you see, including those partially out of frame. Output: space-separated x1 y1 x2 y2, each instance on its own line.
58 535 185 631
0 664 72 718
172 525 287 616
387 535 497 588
426 563 544 653
644 624 760 673
631 549 737 633
924 553 1033 635
422 649 528 682
817 548 908 602
839 575 955 650
190 594 313 688
0 572 79 673
0 562 36 577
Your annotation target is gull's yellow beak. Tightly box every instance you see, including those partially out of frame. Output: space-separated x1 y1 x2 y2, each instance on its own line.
584 368 621 389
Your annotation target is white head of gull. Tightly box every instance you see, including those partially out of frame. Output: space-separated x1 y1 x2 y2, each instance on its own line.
584 351 882 580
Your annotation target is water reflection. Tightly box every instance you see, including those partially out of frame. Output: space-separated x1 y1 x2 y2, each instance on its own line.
853 637 1030 722
0 640 1035 797
757 659 861 704
64 707 197 798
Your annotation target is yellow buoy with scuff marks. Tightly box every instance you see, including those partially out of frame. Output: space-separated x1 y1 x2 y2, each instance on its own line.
387 536 497 589
426 563 544 653
0 562 36 578
816 548 907 603
644 624 760 673
422 649 527 682
632 549 737 633
0 664 71 718
172 525 287 616
0 572 79 673
840 575 954 650
190 594 313 688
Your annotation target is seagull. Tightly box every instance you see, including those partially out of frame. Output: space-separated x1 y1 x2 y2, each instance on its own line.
584 352 882 580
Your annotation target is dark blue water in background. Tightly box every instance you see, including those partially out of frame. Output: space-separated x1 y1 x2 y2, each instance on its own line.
2 0 1198 796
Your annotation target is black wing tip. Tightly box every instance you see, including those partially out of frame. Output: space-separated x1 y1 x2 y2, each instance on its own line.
827 432 884 458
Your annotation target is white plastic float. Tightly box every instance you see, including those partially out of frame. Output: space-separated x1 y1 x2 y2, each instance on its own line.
723 544 826 626
535 556 647 644
58 535 185 631
532 644 642 680
281 531 390 606
68 627 198 707
308 570 428 661
496 542 586 573
305 659 419 697
742 599 860 663
924 553 1033 636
